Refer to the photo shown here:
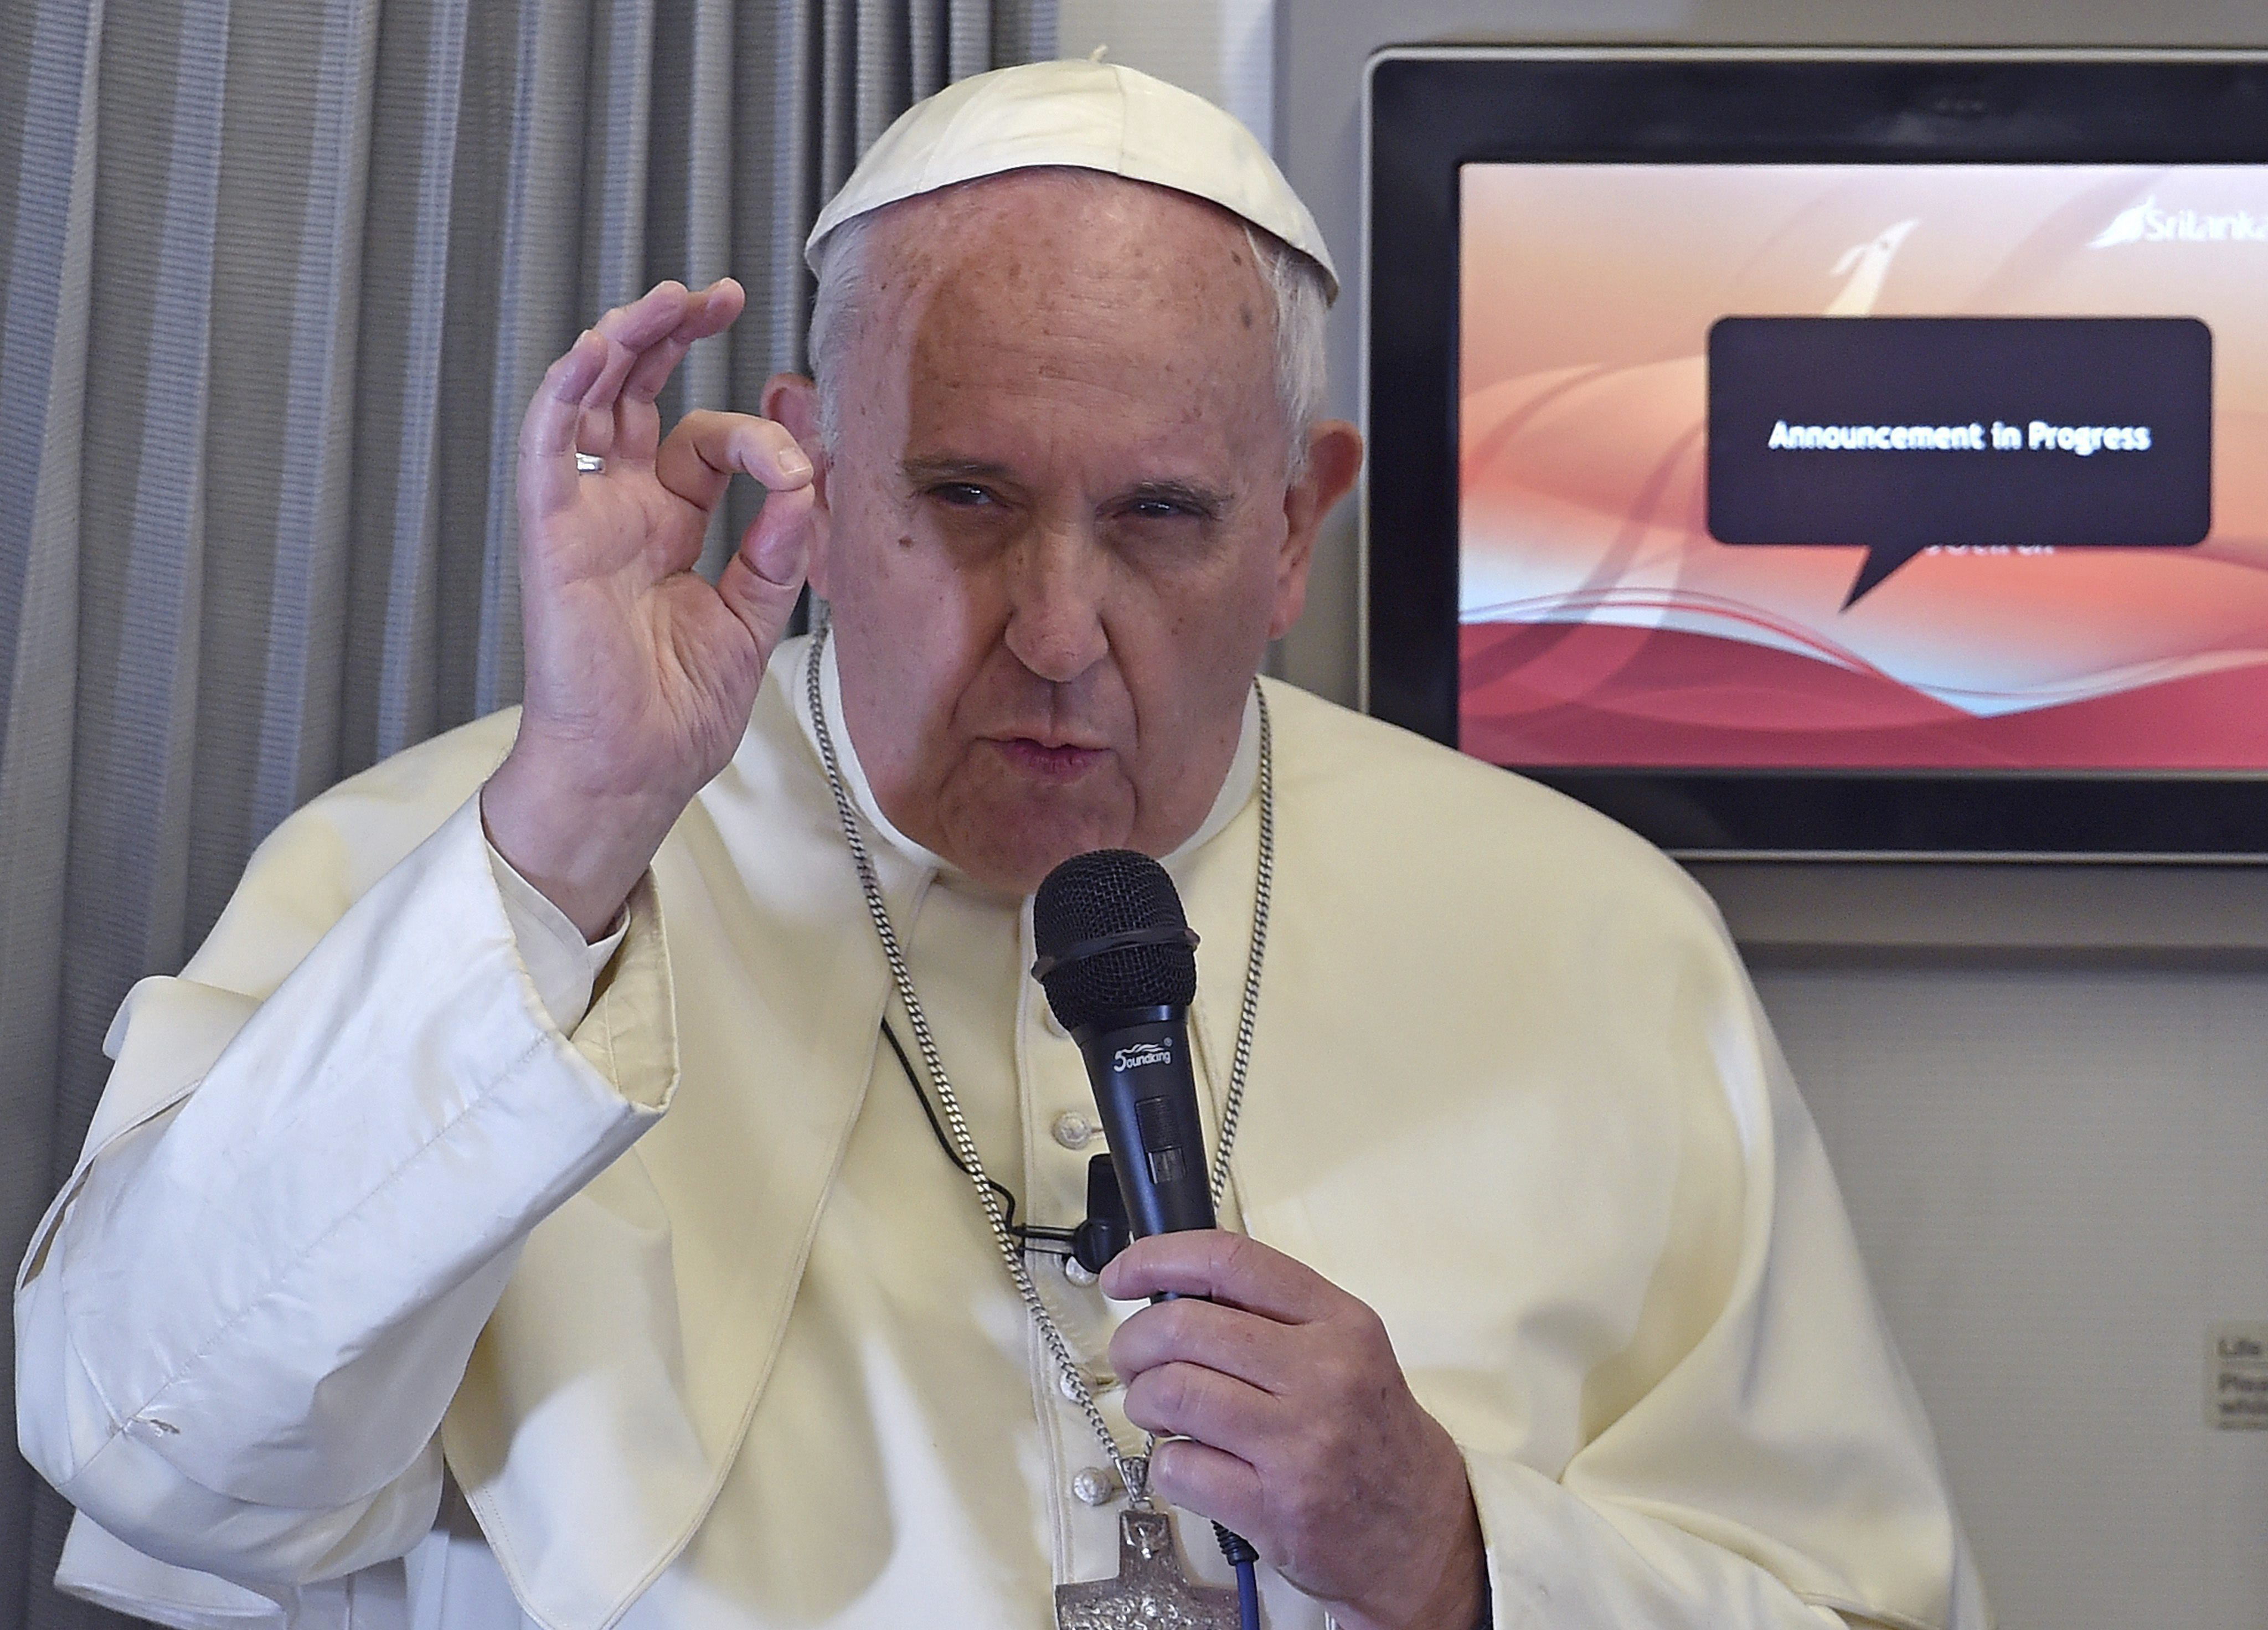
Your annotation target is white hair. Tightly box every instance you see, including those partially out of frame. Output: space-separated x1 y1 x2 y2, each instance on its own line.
807 179 1331 479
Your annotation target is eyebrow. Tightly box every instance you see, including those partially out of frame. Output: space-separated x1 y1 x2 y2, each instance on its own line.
901 455 1015 488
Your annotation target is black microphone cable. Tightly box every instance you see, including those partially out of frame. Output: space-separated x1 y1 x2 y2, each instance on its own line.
879 1018 1080 1255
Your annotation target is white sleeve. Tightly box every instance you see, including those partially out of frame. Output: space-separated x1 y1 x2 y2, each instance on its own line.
485 838 628 1032
1463 981 1989 1630
14 792 677 1589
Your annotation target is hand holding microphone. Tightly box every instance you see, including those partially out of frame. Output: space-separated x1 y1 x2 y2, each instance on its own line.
1032 853 1488 1630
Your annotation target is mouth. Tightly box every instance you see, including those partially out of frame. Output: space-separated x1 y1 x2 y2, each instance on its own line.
989 736 1111 781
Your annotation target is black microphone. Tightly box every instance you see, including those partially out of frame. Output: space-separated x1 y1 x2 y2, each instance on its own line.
1033 850 1264 1610
1032 849 1217 1247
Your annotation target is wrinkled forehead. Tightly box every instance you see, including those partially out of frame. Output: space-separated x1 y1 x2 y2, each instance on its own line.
839 171 1283 441
862 170 1270 340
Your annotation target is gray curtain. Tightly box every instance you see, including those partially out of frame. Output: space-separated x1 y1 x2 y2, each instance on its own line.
0 2 1055 1624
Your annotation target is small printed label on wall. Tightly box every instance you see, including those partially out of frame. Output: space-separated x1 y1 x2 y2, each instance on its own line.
2208 1324 2268 1429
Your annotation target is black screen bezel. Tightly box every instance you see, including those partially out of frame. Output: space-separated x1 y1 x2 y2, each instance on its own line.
1364 49 2268 857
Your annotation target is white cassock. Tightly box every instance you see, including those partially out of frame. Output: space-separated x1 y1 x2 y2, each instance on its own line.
16 635 1989 1630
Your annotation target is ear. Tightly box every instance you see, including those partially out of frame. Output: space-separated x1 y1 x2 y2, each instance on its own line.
1270 419 1363 641
762 373 835 596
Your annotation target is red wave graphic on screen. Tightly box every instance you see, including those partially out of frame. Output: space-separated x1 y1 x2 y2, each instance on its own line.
1462 583 2268 716
1462 622 2268 768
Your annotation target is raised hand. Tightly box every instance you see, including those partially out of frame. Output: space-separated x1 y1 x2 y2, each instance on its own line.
483 280 817 937
1104 1233 1488 1630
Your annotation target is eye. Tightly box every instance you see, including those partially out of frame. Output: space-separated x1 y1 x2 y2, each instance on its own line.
1118 486 1226 525
928 482 996 508
1127 496 1198 521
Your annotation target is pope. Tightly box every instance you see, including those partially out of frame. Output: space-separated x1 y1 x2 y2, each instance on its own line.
16 59 1988 1630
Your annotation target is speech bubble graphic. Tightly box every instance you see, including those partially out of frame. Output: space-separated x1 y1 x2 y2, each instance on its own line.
1708 317 2213 607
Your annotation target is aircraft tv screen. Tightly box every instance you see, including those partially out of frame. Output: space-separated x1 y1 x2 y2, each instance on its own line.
1365 52 2268 854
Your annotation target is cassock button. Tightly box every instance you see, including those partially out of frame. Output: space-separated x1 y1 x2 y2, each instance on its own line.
1058 1363 1116 1402
1071 1466 1120 1506
1053 1111 1094 1149
1064 1254 1099 1286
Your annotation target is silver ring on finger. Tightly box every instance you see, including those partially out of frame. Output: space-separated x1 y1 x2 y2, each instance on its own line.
575 452 605 474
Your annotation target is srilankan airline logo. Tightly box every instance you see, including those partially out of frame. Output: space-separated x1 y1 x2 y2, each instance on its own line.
1114 1041 1173 1071
2091 197 2268 247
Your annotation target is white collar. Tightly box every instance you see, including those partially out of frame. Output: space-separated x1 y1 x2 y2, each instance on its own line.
792 630 1262 890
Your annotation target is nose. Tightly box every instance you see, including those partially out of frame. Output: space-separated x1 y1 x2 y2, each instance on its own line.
1002 520 1110 684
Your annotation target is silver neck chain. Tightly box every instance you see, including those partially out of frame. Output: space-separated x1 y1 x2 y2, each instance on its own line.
803 625 1275 1503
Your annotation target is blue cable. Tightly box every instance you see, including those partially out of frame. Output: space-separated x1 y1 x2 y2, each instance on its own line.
1214 1523 1261 1630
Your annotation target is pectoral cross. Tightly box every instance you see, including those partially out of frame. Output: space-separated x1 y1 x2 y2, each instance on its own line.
1055 1509 1243 1629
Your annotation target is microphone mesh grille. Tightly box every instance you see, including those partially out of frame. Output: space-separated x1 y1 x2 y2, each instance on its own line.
1031 850 1197 1029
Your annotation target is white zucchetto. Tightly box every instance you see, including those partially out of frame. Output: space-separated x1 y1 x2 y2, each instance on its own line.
803 57 1338 298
